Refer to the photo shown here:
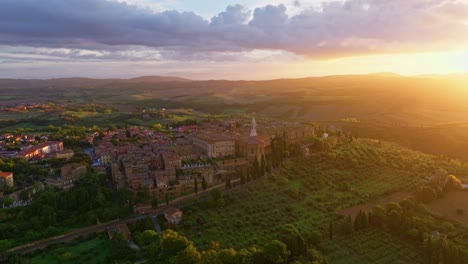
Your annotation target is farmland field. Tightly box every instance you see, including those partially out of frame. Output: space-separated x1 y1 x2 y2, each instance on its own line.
321 228 423 264
178 139 459 261
426 191 468 226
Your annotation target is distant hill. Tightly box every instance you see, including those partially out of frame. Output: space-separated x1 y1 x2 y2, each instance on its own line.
126 76 191 83
1 74 468 124
0 75 191 89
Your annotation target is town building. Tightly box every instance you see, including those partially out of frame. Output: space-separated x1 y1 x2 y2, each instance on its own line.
45 163 87 190
191 132 235 158
55 149 74 159
16 141 64 160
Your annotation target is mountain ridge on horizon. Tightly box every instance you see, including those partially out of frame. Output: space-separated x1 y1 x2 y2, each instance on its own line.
2 72 468 83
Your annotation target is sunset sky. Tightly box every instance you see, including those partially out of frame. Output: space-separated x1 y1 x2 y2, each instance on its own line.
1 0 467 79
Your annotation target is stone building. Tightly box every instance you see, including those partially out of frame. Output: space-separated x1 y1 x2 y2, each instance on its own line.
191 133 235 158
235 117 271 163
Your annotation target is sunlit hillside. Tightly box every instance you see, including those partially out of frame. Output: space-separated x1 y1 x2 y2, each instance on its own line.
1 74 467 124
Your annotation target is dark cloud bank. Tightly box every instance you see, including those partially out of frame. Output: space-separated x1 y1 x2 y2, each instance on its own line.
1 0 467 58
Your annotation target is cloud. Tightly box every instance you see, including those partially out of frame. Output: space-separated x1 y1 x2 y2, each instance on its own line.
0 0 467 61
211 4 251 25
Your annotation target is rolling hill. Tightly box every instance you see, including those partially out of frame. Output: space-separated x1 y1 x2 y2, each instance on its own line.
1 74 468 124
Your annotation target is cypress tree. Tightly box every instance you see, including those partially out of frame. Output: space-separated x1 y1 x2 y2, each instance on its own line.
165 192 169 205
128 198 134 213
362 211 369 228
201 176 207 190
347 215 354 233
246 168 251 182
329 221 334 240
426 236 432 264
253 157 260 180
260 154 266 177
151 196 158 208
266 157 272 174
354 210 362 231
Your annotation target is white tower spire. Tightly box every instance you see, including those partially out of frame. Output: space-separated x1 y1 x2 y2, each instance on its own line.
250 117 257 137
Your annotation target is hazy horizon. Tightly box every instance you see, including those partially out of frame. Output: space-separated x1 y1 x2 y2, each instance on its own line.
2 71 468 82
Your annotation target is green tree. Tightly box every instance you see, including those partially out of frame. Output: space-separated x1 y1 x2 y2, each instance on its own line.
201 250 218 263
341 215 353 235
370 206 386 227
308 230 322 245
354 210 369 231
109 234 134 261
217 248 239 264
165 193 169 205
240 171 245 185
253 158 260 180
175 244 201 264
209 189 225 208
0 239 12 255
279 224 306 258
152 196 158 209
387 210 402 233
137 230 159 246
194 177 198 194
201 176 207 190
329 221 334 240
225 175 231 190
260 154 266 177
160 229 191 259
264 240 290 264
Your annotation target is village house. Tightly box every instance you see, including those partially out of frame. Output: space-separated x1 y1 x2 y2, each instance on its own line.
164 207 183 224
55 149 74 159
0 171 14 188
16 141 64 160
107 224 132 240
45 163 87 190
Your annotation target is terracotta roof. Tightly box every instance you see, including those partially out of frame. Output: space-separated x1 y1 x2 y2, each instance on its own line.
165 207 182 216
17 141 62 156
0 171 12 178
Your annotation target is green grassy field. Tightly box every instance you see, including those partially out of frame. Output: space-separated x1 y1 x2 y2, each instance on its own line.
26 235 111 264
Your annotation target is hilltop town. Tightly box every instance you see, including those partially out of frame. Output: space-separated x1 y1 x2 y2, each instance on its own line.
0 116 316 210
